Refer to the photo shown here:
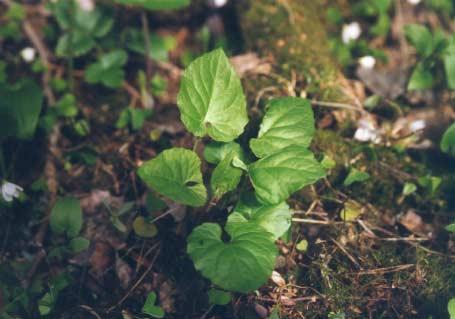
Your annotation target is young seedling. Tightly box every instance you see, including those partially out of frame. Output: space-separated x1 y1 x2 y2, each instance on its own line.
137 48 326 293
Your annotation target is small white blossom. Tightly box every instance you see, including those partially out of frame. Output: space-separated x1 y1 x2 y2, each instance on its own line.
1 181 23 202
358 55 376 69
20 47 36 63
407 0 421 5
354 118 380 143
342 22 362 44
211 0 228 7
77 0 95 12
409 119 426 132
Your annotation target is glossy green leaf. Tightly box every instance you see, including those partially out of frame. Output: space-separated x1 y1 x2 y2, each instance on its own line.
408 63 434 90
343 168 370 186
0 80 43 140
187 222 277 293
296 239 308 252
85 50 128 88
404 24 434 58
441 122 455 156
142 292 165 318
208 288 231 306
177 49 248 142
137 148 207 207
402 182 417 196
115 0 190 10
50 197 83 238
248 146 326 204
250 97 315 158
227 193 292 239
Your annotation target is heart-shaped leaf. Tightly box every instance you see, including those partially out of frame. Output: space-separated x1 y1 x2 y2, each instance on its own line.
248 146 326 204
137 148 207 207
0 80 43 140
250 97 315 158
50 197 82 238
187 222 277 293
177 49 248 142
133 216 158 238
227 193 292 239
204 141 243 164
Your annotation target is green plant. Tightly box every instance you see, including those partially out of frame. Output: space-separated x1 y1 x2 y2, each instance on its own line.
116 106 153 131
405 24 455 90
85 50 128 88
137 49 326 293
50 1 114 57
449 298 455 319
142 292 164 318
352 0 392 36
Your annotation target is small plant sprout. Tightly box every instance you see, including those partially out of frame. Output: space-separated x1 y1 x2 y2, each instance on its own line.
342 22 362 44
1 181 23 202
137 48 326 293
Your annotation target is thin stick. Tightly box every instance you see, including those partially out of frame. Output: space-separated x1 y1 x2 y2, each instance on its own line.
141 11 153 85
311 99 364 113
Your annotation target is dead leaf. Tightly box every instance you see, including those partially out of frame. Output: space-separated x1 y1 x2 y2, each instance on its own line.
270 271 286 287
116 256 134 289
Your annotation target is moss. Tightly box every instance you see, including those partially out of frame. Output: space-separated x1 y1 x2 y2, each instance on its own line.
237 0 346 102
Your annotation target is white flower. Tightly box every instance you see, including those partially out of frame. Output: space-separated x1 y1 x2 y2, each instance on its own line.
407 0 421 5
342 22 362 44
211 0 228 7
409 119 426 132
358 55 376 69
20 47 36 63
354 118 380 143
77 0 95 12
1 181 23 202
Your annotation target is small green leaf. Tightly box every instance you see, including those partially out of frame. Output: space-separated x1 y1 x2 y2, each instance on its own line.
55 93 78 118
208 288 231 306
408 63 434 90
445 223 455 233
211 154 243 198
341 200 362 221
449 298 455 319
296 239 308 252
321 155 336 170
206 142 246 198
69 237 90 253
0 80 43 140
204 141 243 164
248 146 326 204
85 50 128 88
402 182 417 196
177 49 248 142
142 292 165 318
404 24 434 57
441 122 455 156
418 175 442 194
50 197 83 238
115 0 190 10
133 216 158 238
343 168 370 186
250 97 315 158
137 148 207 207
187 222 277 293
227 193 292 240
125 28 176 61
56 32 95 57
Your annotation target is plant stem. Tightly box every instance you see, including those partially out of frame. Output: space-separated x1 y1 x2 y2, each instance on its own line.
193 138 200 152
0 145 6 180
141 11 153 87
67 0 76 92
